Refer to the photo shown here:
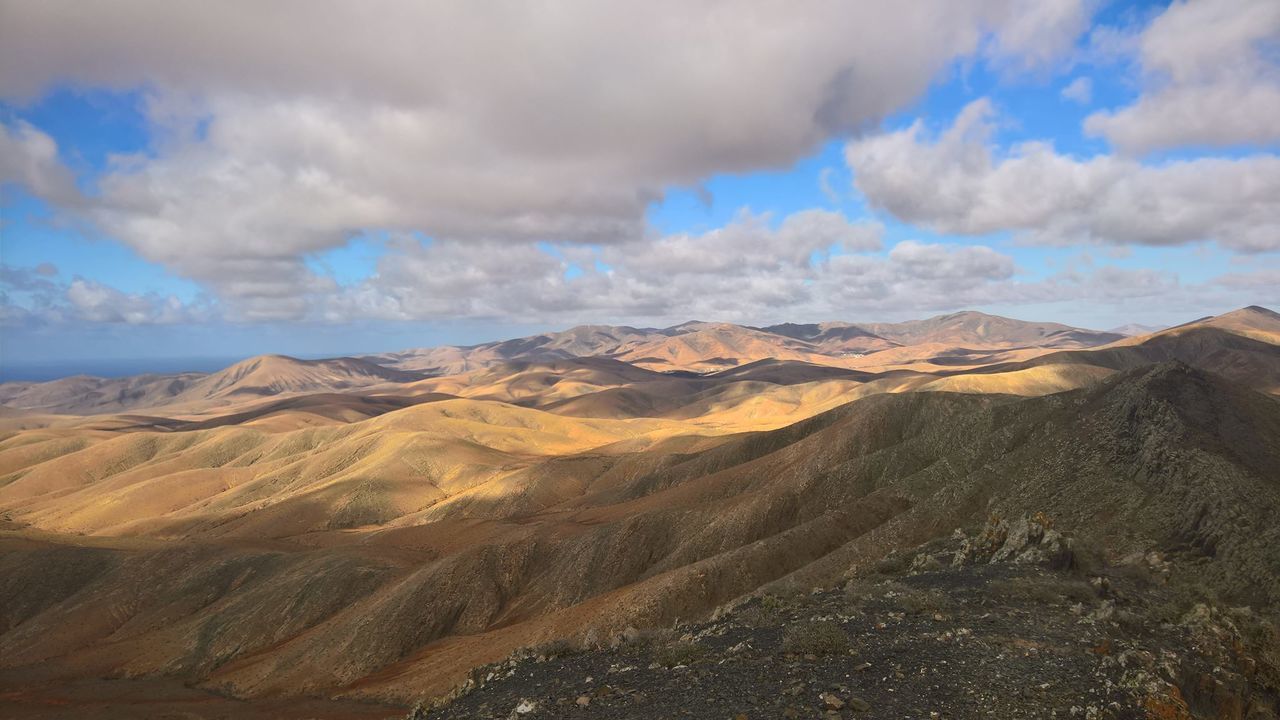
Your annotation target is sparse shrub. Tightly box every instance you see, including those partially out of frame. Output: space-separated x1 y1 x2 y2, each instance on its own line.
621 626 677 650
893 587 951 616
989 576 1097 605
1148 582 1220 625
781 619 850 656
1065 532 1107 576
651 639 705 667
1227 608 1280 691
526 638 577 661
579 626 608 650
976 512 1010 556
737 605 773 627
737 594 790 627
871 549 916 576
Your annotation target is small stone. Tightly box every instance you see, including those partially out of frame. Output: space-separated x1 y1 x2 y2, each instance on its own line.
513 698 537 715
821 692 845 710
848 696 872 712
575 695 590 707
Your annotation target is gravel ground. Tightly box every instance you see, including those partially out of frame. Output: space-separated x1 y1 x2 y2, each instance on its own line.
423 542 1276 720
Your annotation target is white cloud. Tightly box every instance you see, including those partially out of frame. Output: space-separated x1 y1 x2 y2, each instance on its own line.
887 240 1014 280
984 0 1093 73
1060 77 1092 104
0 122 81 206
847 98 1280 252
65 279 203 324
313 210 1200 326
0 266 207 326
1083 0 1280 153
0 1 1096 319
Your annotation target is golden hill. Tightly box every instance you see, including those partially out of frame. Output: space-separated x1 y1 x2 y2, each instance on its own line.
1 306 1278 718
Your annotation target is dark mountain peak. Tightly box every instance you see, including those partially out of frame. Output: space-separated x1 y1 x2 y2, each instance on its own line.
1243 304 1278 315
760 322 823 340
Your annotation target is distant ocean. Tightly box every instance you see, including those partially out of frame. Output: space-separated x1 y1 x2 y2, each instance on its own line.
0 356 247 383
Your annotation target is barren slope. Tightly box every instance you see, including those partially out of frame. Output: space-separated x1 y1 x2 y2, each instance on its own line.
2 361 1278 717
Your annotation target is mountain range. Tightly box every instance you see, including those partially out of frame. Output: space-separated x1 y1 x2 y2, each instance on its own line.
1 306 1278 718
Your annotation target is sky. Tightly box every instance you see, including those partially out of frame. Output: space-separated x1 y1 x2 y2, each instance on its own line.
2 0 1279 373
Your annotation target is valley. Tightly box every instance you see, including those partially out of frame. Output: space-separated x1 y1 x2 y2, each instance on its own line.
2 307 1279 718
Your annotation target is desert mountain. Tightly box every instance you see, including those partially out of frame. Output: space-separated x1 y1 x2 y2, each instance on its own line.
967 308 1280 395
1108 322 1166 336
3 356 1280 716
3 309 1276 420
857 310 1124 348
0 372 206 415
371 311 1122 376
759 321 897 354
189 354 423 399
377 325 664 375
1 306 1278 718
0 354 424 416
1160 304 1280 345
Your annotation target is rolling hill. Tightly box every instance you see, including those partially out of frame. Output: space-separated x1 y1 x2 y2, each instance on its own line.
1 306 1277 718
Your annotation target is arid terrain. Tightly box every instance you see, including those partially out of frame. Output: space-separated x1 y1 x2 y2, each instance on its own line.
2 307 1279 719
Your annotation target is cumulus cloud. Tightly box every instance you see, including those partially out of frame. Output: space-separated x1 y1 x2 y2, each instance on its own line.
887 240 1014 280
312 209 1199 326
1083 0 1280 153
1060 76 1092 104
0 121 81 206
319 210 880 323
0 0 1096 319
65 279 202 324
847 98 1280 252
984 0 1093 73
0 265 207 326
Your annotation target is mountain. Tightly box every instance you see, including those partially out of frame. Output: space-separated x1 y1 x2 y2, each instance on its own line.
757 321 897 354
1169 304 1280 344
423 519 1275 719
370 311 1123 377
857 310 1124 348
605 322 826 372
4 348 1280 717
374 325 665 375
971 313 1280 395
0 372 206 415
2 309 1272 419
1108 322 1165 336
0 355 425 415
189 354 422 398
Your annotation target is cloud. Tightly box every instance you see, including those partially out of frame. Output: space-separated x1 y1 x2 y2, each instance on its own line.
846 98 1280 252
887 240 1014 280
65 278 206 324
0 265 208 326
0 122 81 206
320 210 883 323
1060 76 1092 104
314 209 1199 326
0 264 59 294
984 0 1093 73
1083 0 1280 153
0 1 1095 319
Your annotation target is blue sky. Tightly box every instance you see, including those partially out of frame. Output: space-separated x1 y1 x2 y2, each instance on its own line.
2 0 1278 374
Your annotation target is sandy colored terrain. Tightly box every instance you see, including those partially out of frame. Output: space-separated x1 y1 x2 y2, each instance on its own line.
1 307 1277 717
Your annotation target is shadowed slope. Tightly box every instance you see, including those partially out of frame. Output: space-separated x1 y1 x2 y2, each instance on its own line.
3 361 1278 713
